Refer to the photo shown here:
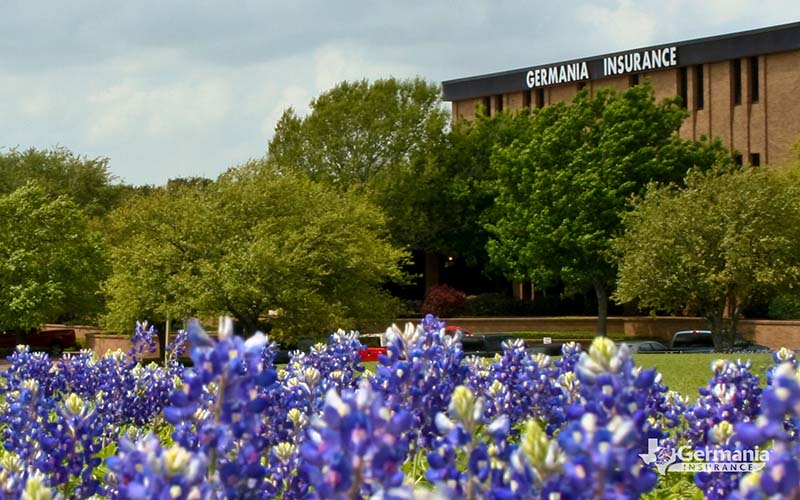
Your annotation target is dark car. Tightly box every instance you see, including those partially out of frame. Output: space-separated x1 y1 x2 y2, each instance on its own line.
0 327 78 356
461 334 517 357
670 329 715 353
525 343 565 356
620 340 669 354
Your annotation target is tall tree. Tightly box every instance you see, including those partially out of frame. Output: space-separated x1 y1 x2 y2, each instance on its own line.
614 166 800 350
104 163 407 339
0 182 106 330
487 84 730 335
266 78 449 252
0 147 118 217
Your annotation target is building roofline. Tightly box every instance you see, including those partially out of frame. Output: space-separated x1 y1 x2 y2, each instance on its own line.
442 21 800 101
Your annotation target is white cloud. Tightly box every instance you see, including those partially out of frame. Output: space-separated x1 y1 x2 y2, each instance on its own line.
576 0 659 50
87 77 233 142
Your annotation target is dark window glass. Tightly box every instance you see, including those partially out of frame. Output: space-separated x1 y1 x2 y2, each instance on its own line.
496 95 503 113
482 96 491 116
750 56 760 103
679 67 688 109
695 65 704 109
732 59 742 105
734 154 743 166
577 82 586 91
629 74 640 87
750 153 761 166
535 88 545 108
523 91 531 108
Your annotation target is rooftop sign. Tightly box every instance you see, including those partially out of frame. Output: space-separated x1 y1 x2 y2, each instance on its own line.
442 22 800 101
524 46 678 88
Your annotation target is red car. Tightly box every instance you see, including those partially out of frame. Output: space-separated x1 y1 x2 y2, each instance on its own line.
0 328 78 356
444 325 472 336
358 333 387 362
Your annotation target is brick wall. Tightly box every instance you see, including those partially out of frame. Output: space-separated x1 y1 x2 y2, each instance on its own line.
401 317 800 349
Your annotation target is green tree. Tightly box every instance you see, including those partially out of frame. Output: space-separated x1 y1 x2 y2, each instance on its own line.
0 147 119 217
487 84 730 335
267 78 449 251
614 166 800 350
423 107 535 266
0 182 106 330
104 164 407 339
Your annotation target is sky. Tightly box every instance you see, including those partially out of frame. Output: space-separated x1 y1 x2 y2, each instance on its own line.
1 1 799 186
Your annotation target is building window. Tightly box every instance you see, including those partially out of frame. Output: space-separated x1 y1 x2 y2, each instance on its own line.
750 153 761 167
495 94 504 113
734 154 743 166
535 88 545 108
629 74 640 87
695 65 704 110
679 67 688 109
750 56 760 103
523 91 531 109
732 59 742 105
482 96 490 116
577 81 586 91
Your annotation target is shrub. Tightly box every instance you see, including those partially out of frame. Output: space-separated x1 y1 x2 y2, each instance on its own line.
768 292 800 319
421 284 467 317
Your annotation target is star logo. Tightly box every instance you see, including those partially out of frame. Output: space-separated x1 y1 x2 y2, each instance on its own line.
639 438 677 475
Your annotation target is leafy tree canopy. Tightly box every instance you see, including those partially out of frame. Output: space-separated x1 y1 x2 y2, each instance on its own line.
104 163 408 339
422 108 536 265
266 77 449 251
0 182 107 330
614 165 800 350
487 83 731 335
0 147 119 217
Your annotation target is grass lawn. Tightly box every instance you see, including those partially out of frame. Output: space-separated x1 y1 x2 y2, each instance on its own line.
633 352 774 399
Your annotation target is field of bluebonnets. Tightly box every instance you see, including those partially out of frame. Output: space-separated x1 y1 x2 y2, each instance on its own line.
1 315 799 499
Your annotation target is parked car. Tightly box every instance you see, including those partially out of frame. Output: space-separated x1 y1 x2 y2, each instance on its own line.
444 325 473 336
620 340 669 354
525 343 565 356
358 333 387 362
0 327 78 356
461 334 517 357
670 329 715 353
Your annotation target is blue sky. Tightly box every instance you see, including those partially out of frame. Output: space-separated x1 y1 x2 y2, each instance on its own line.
1 1 798 186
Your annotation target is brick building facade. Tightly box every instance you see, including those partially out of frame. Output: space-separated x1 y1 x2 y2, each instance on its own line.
442 22 800 166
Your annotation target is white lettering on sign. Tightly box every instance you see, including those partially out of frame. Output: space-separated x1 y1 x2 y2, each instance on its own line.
526 61 589 88
525 46 678 88
604 46 678 76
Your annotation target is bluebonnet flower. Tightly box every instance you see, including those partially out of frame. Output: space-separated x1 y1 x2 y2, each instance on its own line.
128 321 157 361
165 327 189 364
426 385 520 499
0 380 105 498
542 337 666 498
164 317 284 497
474 338 567 433
734 362 800 499
301 380 414 499
684 359 762 498
105 433 210 500
371 316 469 450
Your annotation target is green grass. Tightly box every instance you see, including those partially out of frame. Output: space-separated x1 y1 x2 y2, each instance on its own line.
633 353 773 399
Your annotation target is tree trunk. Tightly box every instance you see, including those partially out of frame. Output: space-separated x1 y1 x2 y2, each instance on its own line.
593 279 608 337
425 253 440 291
708 311 726 351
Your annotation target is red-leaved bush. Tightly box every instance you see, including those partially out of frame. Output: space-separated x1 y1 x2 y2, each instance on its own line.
421 284 467 318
